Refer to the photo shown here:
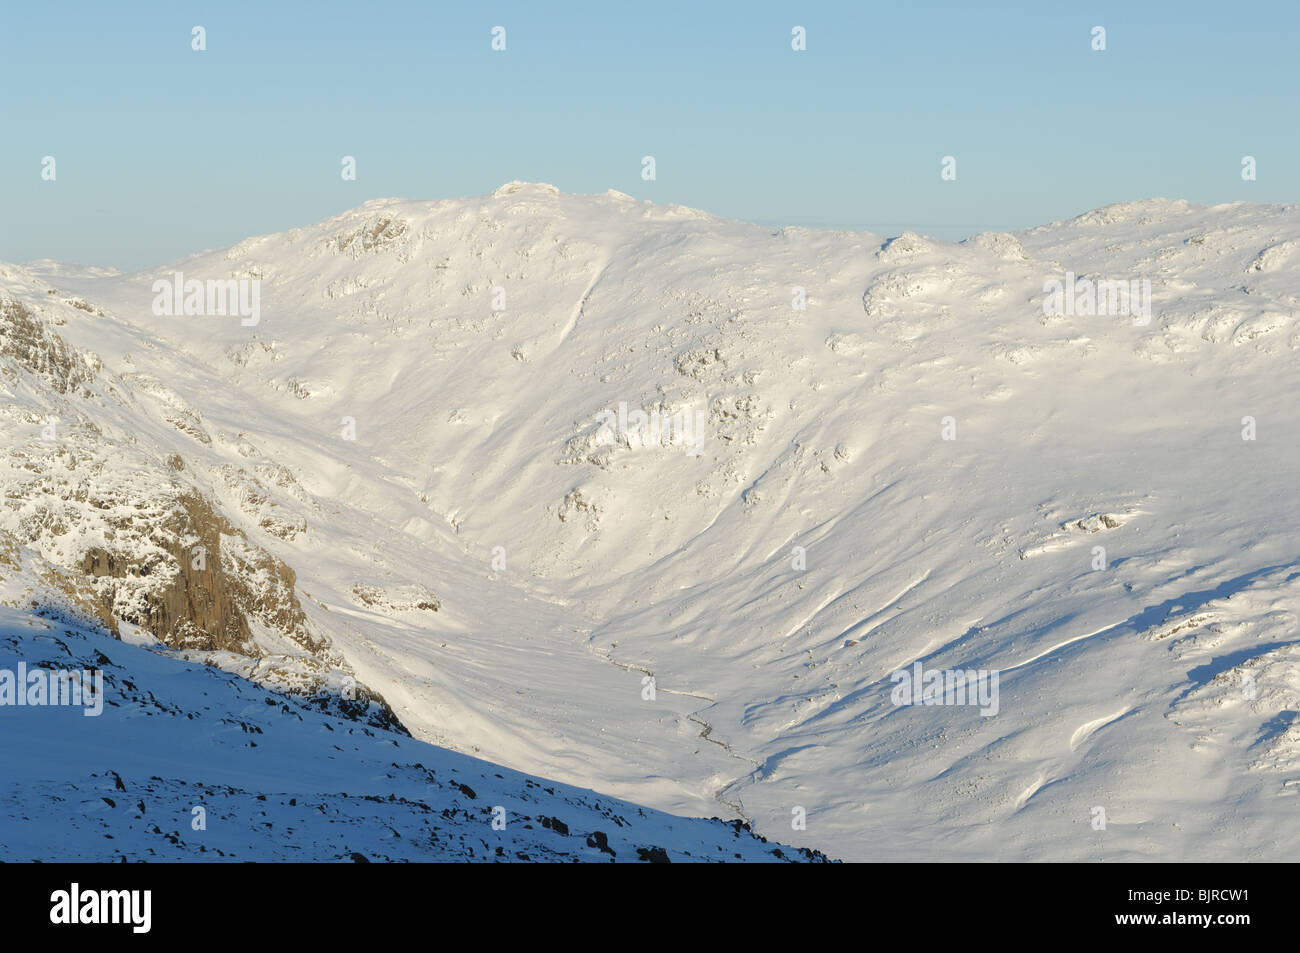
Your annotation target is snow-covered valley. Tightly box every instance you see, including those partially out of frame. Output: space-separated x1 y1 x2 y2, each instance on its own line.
3 184 1298 860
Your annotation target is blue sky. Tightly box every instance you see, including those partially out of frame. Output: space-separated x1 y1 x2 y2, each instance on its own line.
2 0 1296 270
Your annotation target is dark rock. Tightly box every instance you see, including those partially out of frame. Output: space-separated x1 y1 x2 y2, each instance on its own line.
586 831 616 857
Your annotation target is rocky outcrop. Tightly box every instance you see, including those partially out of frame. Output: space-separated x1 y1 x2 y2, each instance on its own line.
0 528 118 637
0 299 93 396
78 490 322 656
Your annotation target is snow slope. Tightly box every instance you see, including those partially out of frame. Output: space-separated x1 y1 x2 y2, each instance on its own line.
0 540 827 862
3 184 1298 860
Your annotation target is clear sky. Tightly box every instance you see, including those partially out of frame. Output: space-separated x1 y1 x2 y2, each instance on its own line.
2 0 1296 271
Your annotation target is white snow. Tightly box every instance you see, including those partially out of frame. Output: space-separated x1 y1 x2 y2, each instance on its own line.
3 186 1299 860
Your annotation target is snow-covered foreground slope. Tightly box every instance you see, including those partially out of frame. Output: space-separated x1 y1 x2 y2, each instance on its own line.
3 185 1298 861
0 543 826 862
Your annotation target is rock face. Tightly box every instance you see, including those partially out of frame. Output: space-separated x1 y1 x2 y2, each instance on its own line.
0 299 93 395
80 492 257 653
0 528 118 636
0 293 402 734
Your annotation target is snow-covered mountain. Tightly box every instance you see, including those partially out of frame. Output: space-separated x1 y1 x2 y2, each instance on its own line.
3 183 1298 861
